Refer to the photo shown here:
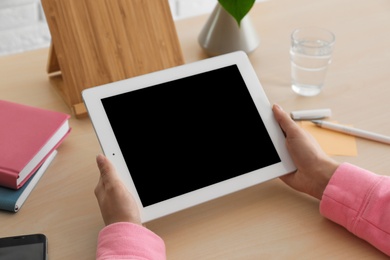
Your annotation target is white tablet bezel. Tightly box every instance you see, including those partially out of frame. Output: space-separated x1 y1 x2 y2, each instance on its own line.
82 51 296 223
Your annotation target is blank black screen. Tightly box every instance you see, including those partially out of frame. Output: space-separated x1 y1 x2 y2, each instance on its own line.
0 243 44 260
102 65 280 206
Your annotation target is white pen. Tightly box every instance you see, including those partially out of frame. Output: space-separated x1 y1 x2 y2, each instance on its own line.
311 120 390 145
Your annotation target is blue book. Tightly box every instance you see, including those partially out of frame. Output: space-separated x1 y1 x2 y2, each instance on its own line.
0 150 57 212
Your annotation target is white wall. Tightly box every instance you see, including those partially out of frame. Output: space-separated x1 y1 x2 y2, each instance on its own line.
0 0 49 56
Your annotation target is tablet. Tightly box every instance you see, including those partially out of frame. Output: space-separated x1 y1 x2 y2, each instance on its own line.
82 51 296 223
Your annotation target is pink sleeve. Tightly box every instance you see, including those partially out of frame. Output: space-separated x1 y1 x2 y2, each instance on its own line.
320 162 390 256
96 222 166 260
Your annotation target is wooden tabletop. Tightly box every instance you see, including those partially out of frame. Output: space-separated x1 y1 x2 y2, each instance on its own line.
0 0 389 258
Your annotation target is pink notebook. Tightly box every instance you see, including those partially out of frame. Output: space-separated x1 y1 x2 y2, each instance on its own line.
0 100 71 189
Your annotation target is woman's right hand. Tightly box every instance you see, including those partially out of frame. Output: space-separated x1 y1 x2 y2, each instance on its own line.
272 104 339 200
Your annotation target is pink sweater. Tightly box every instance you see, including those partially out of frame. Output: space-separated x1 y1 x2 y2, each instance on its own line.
96 163 390 259
96 222 166 259
320 162 390 256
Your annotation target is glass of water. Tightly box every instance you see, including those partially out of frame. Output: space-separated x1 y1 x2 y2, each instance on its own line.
290 27 335 96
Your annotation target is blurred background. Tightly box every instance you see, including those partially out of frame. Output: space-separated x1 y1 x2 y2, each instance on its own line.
0 0 225 57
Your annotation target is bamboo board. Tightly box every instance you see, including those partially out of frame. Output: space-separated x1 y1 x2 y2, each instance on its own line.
41 0 184 118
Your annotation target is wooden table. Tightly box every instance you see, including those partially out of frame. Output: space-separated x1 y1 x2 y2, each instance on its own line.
1 0 389 258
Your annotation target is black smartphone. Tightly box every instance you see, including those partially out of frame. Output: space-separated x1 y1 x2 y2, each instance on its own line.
0 233 48 260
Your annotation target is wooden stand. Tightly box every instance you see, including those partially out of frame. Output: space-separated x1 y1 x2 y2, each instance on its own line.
41 0 185 118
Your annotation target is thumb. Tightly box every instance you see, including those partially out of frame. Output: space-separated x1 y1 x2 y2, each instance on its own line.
272 104 301 138
96 154 117 182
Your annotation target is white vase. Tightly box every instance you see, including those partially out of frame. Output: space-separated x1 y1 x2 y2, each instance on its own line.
198 3 260 57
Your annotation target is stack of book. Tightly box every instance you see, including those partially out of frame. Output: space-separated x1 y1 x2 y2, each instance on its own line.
0 100 71 212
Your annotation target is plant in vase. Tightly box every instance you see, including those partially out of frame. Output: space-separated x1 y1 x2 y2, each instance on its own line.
218 0 256 26
198 0 259 56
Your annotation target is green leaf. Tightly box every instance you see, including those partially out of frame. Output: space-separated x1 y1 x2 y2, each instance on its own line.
218 0 256 27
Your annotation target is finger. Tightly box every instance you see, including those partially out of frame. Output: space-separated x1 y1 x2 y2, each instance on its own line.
96 154 109 178
279 171 295 184
95 154 115 199
272 104 299 135
97 154 122 182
